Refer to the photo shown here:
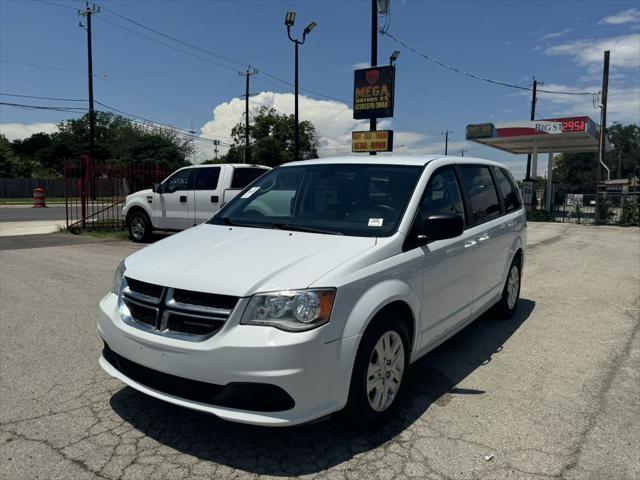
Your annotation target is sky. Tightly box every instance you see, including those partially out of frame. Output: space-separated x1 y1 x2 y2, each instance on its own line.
1 0 639 178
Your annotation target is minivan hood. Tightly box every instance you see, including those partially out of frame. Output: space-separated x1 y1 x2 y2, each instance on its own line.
124 224 377 297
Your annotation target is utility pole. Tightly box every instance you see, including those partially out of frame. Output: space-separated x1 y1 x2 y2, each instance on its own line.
596 50 610 224
525 78 538 180
369 0 378 156
459 148 466 157
442 129 452 155
79 2 99 199
239 67 257 164
213 140 220 161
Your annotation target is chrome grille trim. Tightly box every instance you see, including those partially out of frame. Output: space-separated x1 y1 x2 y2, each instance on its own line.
122 286 162 305
118 277 238 342
165 288 232 318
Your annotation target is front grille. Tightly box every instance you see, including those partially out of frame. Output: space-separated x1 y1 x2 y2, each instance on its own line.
103 342 294 412
172 289 237 310
120 277 238 341
123 299 156 327
166 313 224 336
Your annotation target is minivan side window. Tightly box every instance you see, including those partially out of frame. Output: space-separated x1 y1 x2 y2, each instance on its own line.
232 168 267 189
494 168 521 212
195 167 220 190
458 165 501 224
420 168 465 224
163 168 193 193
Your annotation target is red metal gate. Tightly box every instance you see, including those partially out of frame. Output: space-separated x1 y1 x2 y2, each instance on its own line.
64 157 168 231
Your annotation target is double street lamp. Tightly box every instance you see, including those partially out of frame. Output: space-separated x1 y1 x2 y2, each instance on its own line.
285 12 316 162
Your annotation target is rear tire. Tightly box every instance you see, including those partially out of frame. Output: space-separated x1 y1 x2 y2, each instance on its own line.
127 210 152 242
344 314 410 428
496 259 521 319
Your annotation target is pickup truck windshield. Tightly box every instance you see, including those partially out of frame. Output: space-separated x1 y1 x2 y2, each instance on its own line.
210 164 422 237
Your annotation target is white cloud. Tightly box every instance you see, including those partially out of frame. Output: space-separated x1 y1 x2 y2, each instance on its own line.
197 92 438 161
540 28 571 40
545 34 640 69
0 122 58 141
598 8 640 25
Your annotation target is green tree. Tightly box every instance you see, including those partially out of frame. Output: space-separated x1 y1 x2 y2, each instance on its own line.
0 134 18 178
553 122 640 190
221 106 319 166
7 112 194 177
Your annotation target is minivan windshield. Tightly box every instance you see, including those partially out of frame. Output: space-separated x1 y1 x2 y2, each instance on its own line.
209 163 423 237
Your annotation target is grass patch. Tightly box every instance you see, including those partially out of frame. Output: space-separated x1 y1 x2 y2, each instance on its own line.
80 230 130 241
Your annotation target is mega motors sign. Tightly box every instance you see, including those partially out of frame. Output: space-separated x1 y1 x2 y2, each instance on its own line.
352 130 394 153
353 66 395 119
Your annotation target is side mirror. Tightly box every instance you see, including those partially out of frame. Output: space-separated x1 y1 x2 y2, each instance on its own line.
418 214 464 244
152 183 162 194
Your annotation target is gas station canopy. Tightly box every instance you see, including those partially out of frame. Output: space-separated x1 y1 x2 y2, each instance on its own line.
465 116 604 154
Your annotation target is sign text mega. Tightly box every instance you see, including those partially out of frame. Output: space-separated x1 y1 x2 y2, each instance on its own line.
353 66 395 119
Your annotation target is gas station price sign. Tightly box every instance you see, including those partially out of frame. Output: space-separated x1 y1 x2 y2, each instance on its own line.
560 119 586 132
352 130 394 153
353 66 395 119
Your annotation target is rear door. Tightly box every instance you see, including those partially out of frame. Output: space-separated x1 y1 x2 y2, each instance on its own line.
417 166 477 349
457 164 506 313
156 167 194 230
193 166 222 224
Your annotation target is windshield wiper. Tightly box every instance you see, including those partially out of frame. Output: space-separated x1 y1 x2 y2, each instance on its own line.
271 223 343 235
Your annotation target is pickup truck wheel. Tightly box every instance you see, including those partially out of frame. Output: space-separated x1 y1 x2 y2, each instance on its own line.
345 315 409 427
127 211 151 242
497 260 521 319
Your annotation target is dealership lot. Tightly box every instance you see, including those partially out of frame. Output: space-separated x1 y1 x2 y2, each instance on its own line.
0 223 638 480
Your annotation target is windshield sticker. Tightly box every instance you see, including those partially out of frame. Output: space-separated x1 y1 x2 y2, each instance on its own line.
241 186 260 199
368 218 384 227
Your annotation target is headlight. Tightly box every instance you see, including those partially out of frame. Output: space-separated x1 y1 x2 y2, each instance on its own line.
112 260 126 295
241 289 336 332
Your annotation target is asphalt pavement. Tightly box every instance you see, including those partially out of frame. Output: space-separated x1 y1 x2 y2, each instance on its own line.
0 223 638 480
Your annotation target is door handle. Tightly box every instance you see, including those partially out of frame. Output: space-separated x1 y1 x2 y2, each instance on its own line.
478 234 490 242
211 195 219 203
464 240 477 249
179 195 187 203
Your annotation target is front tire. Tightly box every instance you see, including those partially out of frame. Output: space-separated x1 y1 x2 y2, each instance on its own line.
345 315 410 427
127 211 152 242
497 259 521 318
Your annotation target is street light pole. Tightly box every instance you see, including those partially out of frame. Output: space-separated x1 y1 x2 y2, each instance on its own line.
285 12 316 162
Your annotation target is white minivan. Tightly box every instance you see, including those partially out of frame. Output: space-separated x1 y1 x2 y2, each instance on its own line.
99 156 526 427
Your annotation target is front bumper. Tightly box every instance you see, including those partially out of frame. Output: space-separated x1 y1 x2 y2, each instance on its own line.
98 293 360 426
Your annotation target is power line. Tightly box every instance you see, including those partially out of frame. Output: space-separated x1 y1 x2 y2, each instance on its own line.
0 101 87 113
381 29 596 96
0 92 87 102
97 2 247 69
94 100 233 145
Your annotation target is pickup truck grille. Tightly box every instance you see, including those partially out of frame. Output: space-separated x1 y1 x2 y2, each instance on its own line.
120 277 238 341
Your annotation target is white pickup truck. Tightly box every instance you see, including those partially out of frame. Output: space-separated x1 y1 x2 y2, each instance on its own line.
123 163 270 241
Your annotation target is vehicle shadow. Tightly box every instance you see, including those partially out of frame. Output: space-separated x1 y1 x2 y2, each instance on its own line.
109 299 535 476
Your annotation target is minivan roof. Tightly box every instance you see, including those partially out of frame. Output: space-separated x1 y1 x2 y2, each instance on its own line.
281 155 507 169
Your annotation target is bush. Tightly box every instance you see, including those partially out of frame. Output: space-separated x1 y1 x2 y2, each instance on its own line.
526 209 555 222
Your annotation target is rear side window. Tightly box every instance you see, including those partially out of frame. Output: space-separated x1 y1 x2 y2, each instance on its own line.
231 168 267 189
195 167 220 190
494 168 521 212
458 166 501 224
